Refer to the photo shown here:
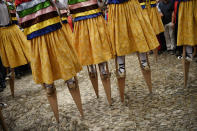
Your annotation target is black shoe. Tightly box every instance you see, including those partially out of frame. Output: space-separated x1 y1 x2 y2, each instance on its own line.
1 83 6 89
168 50 175 55
158 50 163 55
0 88 4 92
15 73 21 79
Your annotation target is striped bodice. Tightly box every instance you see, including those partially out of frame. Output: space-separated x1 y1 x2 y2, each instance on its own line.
60 10 68 24
15 0 62 40
6 1 17 24
107 0 128 4
139 0 156 9
68 0 102 22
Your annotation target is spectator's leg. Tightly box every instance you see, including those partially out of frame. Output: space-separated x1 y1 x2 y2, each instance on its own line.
160 32 167 51
14 67 21 79
0 58 6 80
164 23 171 51
0 58 6 92
169 22 176 51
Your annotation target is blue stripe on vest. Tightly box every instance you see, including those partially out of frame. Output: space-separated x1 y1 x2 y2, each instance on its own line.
74 12 102 22
27 23 62 40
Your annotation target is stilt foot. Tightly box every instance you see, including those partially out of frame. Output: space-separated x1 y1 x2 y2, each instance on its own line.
67 77 84 117
45 84 59 123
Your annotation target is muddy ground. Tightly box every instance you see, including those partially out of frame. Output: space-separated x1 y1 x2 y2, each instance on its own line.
0 53 197 131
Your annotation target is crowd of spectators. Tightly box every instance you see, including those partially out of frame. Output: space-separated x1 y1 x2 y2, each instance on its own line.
156 0 181 57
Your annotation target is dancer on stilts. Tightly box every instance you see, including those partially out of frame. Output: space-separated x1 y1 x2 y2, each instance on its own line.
139 0 165 61
107 0 160 102
176 0 197 88
65 0 114 105
15 0 83 122
0 0 30 97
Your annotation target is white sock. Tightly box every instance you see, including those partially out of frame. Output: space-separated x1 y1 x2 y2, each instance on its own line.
45 84 53 88
139 53 148 67
186 46 193 58
117 56 125 73
99 62 107 75
67 78 75 85
90 65 96 73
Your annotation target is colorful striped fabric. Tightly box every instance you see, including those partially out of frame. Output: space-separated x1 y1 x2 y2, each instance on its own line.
15 0 32 6
16 0 62 40
68 0 102 22
60 10 68 24
138 0 157 9
6 1 17 24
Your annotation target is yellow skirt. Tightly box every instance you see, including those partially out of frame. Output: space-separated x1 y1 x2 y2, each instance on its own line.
72 16 113 66
108 0 159 56
61 23 73 46
177 0 197 46
146 7 165 35
30 29 82 84
0 25 30 68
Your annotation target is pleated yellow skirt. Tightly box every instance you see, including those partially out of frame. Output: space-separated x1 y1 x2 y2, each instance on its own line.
108 0 159 56
61 23 73 46
146 7 165 35
177 0 197 46
30 28 82 84
0 25 30 68
72 16 113 66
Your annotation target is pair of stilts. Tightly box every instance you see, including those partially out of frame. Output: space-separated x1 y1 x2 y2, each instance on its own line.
42 77 83 123
5 46 196 124
88 53 153 103
43 53 153 123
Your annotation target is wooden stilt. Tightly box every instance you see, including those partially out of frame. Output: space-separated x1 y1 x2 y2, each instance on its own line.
153 48 158 62
115 57 126 103
87 65 99 98
9 69 15 98
137 53 153 93
0 108 8 131
67 77 83 117
183 46 190 88
45 84 59 123
99 63 112 105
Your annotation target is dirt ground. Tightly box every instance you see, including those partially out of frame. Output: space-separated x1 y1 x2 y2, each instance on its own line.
0 53 197 131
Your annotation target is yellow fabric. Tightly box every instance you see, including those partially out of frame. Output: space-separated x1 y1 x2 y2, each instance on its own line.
61 23 73 47
140 2 146 6
72 15 113 66
62 17 67 21
72 8 101 18
146 6 165 35
11 17 17 20
24 16 61 35
177 0 197 46
30 28 82 84
108 0 159 56
0 25 30 68
150 1 156 5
